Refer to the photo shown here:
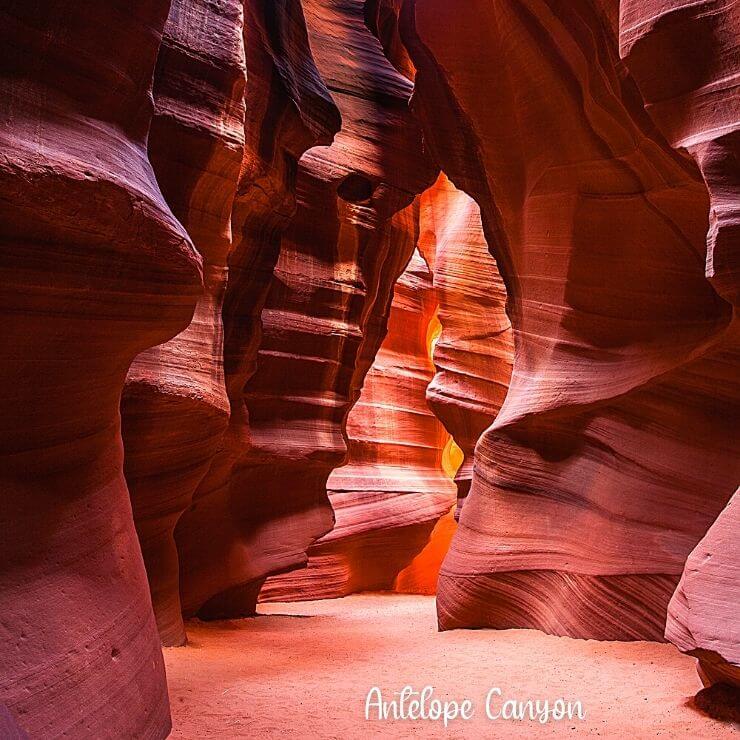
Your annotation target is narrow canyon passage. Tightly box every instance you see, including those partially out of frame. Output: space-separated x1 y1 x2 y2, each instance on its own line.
1 0 738 738
166 595 735 738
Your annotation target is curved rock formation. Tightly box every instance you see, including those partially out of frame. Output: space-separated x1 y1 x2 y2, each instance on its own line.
176 0 436 619
366 0 415 79
121 0 247 647
419 173 513 514
261 248 455 601
3 0 738 731
619 0 739 308
0 1 202 736
618 0 740 686
173 0 342 618
665 490 739 690
402 0 739 640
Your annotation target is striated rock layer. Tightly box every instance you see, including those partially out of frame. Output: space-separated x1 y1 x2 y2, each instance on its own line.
0 1 202 736
173 0 341 620
175 0 438 619
402 0 739 640
121 0 247 647
2 0 738 728
261 248 456 601
419 173 513 514
619 0 740 686
665 490 740 690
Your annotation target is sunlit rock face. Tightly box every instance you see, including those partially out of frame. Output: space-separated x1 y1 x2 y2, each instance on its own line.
0 1 202 736
665 490 740 691
261 171 520 603
402 0 739 640
121 0 247 648
176 0 436 619
419 173 513 515
261 248 456 601
618 0 740 687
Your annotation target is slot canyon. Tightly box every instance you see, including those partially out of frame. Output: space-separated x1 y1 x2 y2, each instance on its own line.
0 0 737 737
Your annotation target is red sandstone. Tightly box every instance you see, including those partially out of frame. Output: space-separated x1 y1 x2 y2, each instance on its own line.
0 1 737 736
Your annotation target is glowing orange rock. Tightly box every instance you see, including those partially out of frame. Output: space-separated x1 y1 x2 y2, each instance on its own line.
262 248 456 600
419 173 513 514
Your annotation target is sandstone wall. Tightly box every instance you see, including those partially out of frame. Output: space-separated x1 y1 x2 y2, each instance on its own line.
261 247 456 601
0 1 202 735
402 0 739 641
1 2 738 732
121 0 247 648
419 173 513 514
175 0 436 619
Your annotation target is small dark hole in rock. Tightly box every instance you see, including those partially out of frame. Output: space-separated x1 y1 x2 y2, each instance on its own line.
337 173 375 203
111 647 120 660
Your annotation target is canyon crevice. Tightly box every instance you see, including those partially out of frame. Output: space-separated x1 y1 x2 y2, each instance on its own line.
1 0 737 736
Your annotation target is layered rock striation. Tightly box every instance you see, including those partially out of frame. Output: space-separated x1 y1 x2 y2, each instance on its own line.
419 173 513 514
402 0 739 640
176 0 436 619
121 0 247 647
0 1 202 735
174 0 342 621
261 248 456 601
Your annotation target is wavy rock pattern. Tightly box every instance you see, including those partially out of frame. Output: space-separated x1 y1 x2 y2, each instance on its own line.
402 0 739 640
0 1 202 736
419 173 513 514
619 0 739 308
261 248 455 601
175 0 341 619
121 0 247 647
665 490 740 689
176 0 435 619
366 0 415 78
618 0 740 683
2 0 738 729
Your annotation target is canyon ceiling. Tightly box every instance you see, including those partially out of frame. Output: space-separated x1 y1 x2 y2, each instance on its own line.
0 0 738 737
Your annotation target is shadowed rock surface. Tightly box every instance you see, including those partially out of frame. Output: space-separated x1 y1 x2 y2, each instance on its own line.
0 1 202 735
618 0 740 689
176 0 436 619
121 0 247 648
171 0 342 622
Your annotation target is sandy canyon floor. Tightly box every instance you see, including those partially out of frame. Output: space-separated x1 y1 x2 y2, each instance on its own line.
165 594 737 738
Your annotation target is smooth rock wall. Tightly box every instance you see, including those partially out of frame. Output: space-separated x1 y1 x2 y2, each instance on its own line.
0 1 202 735
402 0 739 640
121 0 247 647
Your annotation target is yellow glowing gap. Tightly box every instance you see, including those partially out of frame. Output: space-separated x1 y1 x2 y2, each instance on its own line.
441 436 464 479
426 311 443 362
